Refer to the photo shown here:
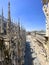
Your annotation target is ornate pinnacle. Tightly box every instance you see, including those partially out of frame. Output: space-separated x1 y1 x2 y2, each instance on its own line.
1 8 4 33
7 1 11 37
8 1 11 22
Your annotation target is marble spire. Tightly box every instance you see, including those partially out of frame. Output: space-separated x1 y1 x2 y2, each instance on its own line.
1 8 4 34
7 1 11 36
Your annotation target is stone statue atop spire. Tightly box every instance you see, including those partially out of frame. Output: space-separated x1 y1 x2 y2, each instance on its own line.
42 0 49 5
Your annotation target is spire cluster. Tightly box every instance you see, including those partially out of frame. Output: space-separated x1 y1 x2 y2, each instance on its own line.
0 1 26 65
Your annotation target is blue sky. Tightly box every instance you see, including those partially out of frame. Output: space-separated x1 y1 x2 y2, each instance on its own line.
0 0 46 31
